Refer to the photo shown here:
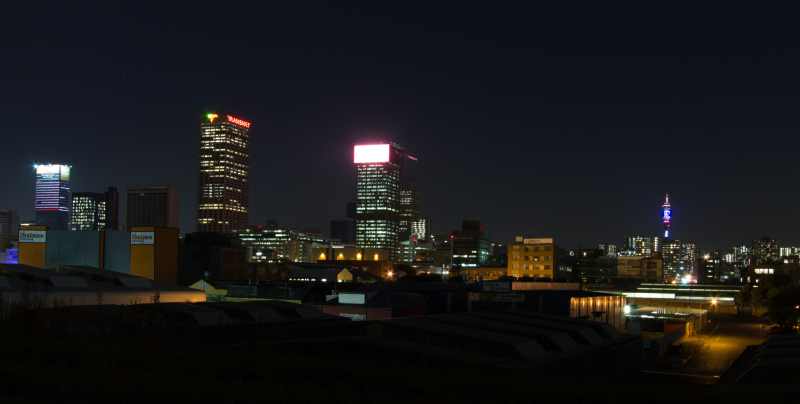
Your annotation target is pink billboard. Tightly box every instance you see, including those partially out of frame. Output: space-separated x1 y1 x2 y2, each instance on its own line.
353 144 391 163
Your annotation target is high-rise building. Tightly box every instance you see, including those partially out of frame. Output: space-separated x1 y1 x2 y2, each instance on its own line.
126 186 179 229
33 163 72 230
411 217 429 241
752 237 779 266
661 193 672 239
699 251 722 284
625 235 656 256
507 236 555 279
0 209 19 250
451 219 491 268
353 143 415 261
70 187 119 231
197 112 251 233
662 239 697 283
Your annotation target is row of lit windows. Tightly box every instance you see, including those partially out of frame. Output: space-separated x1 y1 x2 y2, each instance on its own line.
510 255 552 262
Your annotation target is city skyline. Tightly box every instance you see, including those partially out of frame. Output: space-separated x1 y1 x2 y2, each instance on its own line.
4 5 800 250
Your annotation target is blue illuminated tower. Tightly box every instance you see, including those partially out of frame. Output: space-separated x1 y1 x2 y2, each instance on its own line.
662 194 671 239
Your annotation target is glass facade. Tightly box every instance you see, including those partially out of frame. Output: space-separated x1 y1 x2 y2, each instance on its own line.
355 161 401 259
198 113 250 233
34 163 71 230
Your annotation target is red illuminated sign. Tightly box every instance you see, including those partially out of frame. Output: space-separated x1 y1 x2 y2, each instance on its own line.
226 115 252 128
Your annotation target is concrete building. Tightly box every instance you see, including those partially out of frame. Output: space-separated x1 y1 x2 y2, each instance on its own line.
616 255 663 282
451 219 491 268
197 112 251 233
507 236 555 279
126 186 179 229
0 208 18 250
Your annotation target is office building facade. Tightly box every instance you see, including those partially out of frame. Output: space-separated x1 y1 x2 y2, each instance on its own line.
197 112 251 233
752 237 779 266
126 186 179 229
661 239 697 282
625 235 656 256
71 187 119 231
34 163 72 230
237 223 328 263
353 143 415 261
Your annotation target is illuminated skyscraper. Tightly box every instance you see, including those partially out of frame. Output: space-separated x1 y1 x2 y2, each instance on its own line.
197 112 251 233
71 187 119 231
662 193 672 239
353 143 415 260
34 163 72 230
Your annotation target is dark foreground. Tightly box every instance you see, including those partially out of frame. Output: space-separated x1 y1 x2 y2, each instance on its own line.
1 303 798 403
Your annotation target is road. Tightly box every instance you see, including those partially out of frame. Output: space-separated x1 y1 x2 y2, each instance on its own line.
641 315 767 384
681 316 766 375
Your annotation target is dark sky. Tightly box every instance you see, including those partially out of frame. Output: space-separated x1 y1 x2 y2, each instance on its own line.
2 3 799 250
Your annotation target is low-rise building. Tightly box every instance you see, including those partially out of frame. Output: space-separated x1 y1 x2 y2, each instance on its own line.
507 236 555 279
617 255 663 282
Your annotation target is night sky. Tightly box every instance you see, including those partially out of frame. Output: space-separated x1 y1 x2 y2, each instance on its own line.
2 3 799 250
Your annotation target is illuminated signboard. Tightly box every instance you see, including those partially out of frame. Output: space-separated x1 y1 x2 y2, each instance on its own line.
19 230 46 243
206 113 219 123
226 115 251 128
523 238 554 245
131 231 155 245
353 144 391 164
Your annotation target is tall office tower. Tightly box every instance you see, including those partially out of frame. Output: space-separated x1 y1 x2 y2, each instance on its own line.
662 239 697 283
197 112 251 233
661 193 672 239
353 143 415 260
0 209 19 250
127 186 179 229
71 187 119 231
33 163 72 230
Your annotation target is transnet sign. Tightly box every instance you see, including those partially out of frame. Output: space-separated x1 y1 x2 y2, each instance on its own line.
353 144 391 163
226 115 251 128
